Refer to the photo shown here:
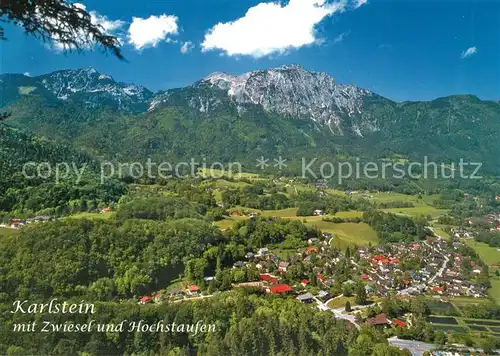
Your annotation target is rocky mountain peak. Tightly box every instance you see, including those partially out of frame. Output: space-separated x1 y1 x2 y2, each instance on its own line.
198 65 373 132
36 67 153 111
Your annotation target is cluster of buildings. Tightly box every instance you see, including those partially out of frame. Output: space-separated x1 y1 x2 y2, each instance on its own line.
356 239 487 299
0 216 55 229
136 232 488 308
138 284 202 304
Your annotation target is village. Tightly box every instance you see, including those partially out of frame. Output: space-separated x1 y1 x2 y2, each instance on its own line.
137 229 488 334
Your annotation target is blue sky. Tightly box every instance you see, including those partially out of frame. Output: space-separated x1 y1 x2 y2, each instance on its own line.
1 0 499 101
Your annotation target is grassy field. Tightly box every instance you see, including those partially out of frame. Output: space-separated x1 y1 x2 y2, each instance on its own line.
260 208 299 218
327 296 356 309
432 225 451 240
198 168 263 180
334 211 364 218
213 207 379 248
465 240 500 266
0 227 21 237
213 216 247 230
381 205 448 218
64 212 113 220
488 278 500 305
312 222 379 248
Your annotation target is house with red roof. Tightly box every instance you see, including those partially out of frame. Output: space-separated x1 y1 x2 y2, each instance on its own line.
259 273 279 284
392 319 407 328
306 247 317 254
431 286 444 294
139 296 152 304
267 284 292 294
301 279 310 287
361 274 370 280
187 284 200 295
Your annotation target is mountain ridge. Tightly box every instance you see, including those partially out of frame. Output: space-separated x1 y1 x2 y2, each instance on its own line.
2 65 500 174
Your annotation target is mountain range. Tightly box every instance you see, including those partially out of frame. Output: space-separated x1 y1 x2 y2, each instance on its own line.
1 65 499 174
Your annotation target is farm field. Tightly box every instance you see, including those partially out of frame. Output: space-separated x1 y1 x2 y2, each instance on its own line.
427 316 459 325
464 319 500 326
426 300 460 316
427 315 500 336
431 325 467 333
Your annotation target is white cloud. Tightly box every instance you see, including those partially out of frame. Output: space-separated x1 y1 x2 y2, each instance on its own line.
52 3 125 51
461 46 477 59
128 14 178 50
333 31 350 43
201 0 353 58
180 41 195 54
354 0 368 8
23 72 31 77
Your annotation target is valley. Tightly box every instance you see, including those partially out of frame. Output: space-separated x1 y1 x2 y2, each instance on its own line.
1 66 500 355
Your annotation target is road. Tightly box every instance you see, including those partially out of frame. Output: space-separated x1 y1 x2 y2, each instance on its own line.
171 294 214 303
425 227 450 285
319 295 364 329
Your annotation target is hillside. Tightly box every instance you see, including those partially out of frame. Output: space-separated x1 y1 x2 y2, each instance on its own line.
0 124 125 214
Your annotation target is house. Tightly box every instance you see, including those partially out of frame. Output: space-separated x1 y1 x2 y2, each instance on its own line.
231 211 242 216
365 284 375 294
257 247 269 256
267 284 292 294
431 286 444 294
308 238 319 245
169 288 184 297
256 261 268 270
278 261 290 273
322 232 333 239
101 207 112 213
392 319 407 328
296 292 315 303
361 274 370 280
313 209 325 216
317 290 330 300
204 276 215 282
153 293 163 303
139 296 152 304
301 279 310 287
307 247 317 254
245 252 255 259
367 313 390 327
187 285 200 295
259 273 279 284
233 261 246 268
496 195 500 201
